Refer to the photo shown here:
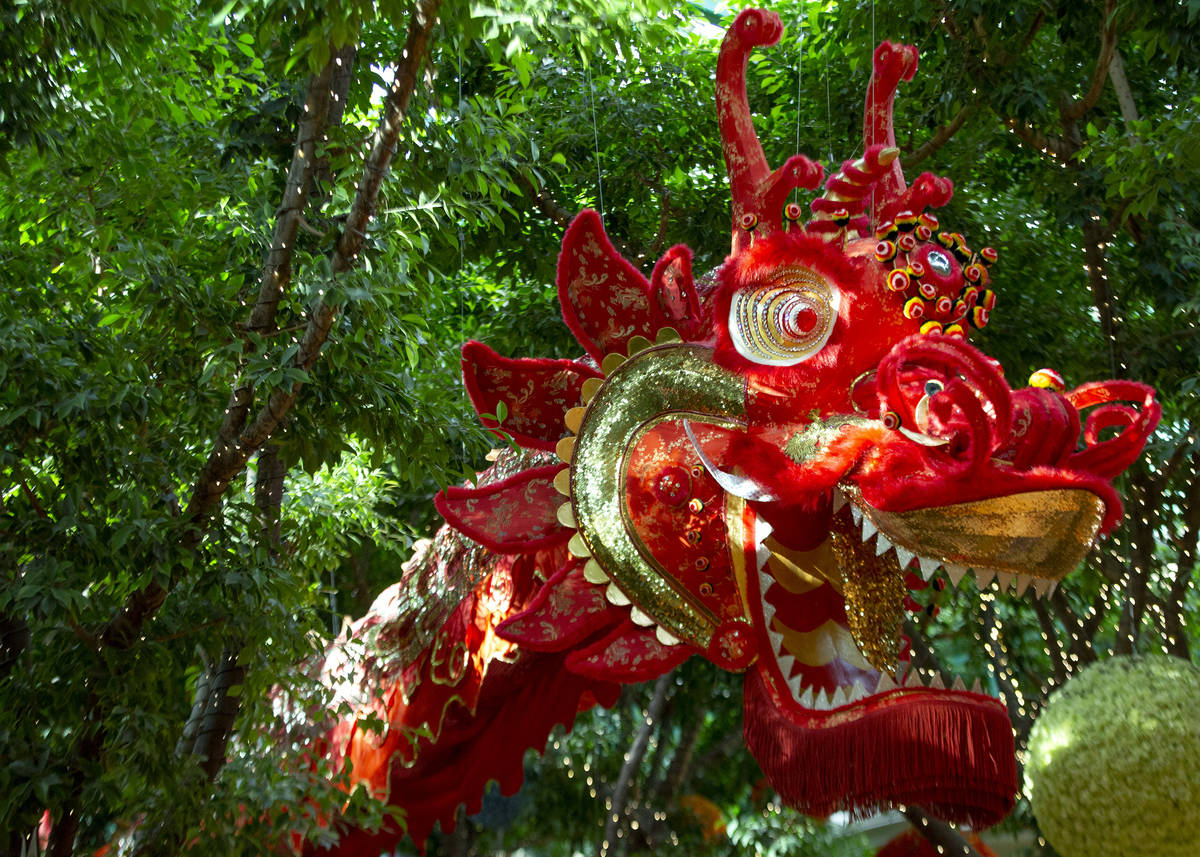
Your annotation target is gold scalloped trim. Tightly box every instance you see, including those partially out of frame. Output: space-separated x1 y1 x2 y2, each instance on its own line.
547 328 698 641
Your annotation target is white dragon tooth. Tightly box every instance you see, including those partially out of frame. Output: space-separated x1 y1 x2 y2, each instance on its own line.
894 545 915 569
813 688 830 710
756 543 772 571
767 629 785 655
929 673 946 690
1032 578 1053 599
1047 580 1059 597
759 571 775 595
904 670 925 688
918 556 940 580
943 563 968 587
754 518 775 546
850 504 863 525
761 601 777 624
1013 575 1033 597
777 654 796 679
875 672 899 693
799 686 815 708
828 686 847 708
971 678 984 694
861 516 878 541
848 682 868 703
787 673 804 700
952 676 967 692
875 532 893 556
832 489 847 512
995 571 1015 592
974 568 997 589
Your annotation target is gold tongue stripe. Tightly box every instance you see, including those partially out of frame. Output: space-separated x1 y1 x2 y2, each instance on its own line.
771 617 874 671
763 536 840 594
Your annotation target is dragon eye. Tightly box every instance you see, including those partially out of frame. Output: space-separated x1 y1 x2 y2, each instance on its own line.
924 379 945 397
728 266 839 366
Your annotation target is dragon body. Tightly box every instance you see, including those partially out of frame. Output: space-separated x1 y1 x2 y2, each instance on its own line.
299 9 1158 853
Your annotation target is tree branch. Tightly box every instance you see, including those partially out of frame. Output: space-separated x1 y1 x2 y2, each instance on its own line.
99 1 442 651
1062 0 1118 121
903 104 974 169
1031 598 1070 686
902 806 982 857
514 171 640 261
600 673 672 857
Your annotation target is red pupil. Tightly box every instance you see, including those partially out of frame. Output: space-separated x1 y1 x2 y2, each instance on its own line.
786 306 818 335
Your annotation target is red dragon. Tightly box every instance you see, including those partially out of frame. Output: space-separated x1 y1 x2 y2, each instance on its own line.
294 9 1159 853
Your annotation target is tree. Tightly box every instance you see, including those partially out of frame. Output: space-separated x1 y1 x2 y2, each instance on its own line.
0 0 672 853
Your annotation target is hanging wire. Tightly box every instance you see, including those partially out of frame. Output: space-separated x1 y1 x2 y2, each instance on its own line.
585 62 605 220
824 46 834 164
795 19 803 157
869 0 877 215
457 41 468 467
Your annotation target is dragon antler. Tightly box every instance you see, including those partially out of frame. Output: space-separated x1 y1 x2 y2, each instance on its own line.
717 8 823 254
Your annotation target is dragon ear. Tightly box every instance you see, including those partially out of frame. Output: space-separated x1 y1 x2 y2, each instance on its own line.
650 244 702 338
556 209 670 361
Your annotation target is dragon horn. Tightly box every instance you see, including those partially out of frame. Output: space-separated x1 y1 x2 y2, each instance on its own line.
717 8 823 255
862 41 919 226
808 145 899 240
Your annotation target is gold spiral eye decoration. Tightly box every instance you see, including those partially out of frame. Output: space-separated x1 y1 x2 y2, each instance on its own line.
728 266 839 366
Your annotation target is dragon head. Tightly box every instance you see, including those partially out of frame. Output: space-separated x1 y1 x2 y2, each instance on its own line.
445 7 1158 831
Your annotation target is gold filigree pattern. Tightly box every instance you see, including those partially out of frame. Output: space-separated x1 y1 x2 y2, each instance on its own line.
570 344 747 648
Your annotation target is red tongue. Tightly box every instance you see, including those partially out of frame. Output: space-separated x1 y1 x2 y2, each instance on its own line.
742 669 1016 828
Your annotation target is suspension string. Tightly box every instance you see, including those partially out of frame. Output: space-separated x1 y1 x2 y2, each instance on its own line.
869 0 877 217
794 20 803 157
457 43 468 465
824 46 833 164
585 62 605 220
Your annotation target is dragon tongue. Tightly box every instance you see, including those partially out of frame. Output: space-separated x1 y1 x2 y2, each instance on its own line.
830 515 906 674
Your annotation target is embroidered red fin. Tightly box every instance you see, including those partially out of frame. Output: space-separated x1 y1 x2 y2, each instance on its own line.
498 560 626 650
462 340 601 451
435 466 570 553
556 209 672 361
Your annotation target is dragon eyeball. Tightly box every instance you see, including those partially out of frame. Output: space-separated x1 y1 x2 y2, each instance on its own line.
728 266 839 366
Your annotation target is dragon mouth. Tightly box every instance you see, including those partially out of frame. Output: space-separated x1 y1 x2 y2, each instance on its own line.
747 482 1102 716
748 505 981 715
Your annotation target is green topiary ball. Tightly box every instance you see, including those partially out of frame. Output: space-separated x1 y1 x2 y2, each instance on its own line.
1026 654 1200 857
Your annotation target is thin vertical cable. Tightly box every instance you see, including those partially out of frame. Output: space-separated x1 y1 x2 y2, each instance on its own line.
824 48 833 163
586 62 605 220
457 43 467 465
795 21 803 157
